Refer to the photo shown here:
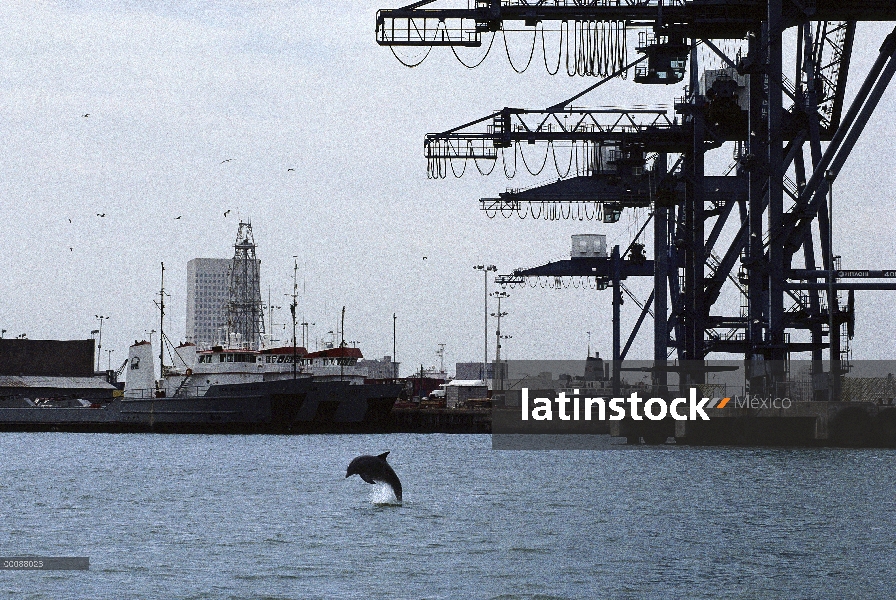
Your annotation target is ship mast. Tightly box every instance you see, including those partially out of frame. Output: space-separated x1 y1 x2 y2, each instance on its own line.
301 262 307 348
226 221 265 350
290 258 298 380
158 262 166 376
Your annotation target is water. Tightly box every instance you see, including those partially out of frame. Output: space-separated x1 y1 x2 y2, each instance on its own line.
0 433 895 599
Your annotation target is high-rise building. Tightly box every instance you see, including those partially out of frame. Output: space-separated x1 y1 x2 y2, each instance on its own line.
185 222 265 350
185 258 231 348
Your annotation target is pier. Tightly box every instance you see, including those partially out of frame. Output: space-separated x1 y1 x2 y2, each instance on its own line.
390 407 491 434
611 401 896 446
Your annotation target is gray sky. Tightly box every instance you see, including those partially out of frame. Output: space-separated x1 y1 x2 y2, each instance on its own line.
1 2 894 374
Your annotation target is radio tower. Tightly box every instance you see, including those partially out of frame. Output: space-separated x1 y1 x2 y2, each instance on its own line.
226 221 265 350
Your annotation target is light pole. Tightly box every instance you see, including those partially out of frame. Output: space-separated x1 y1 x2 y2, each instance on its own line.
490 290 509 364
436 343 446 375
492 291 509 392
106 349 114 371
473 264 497 381
94 315 109 372
499 334 512 362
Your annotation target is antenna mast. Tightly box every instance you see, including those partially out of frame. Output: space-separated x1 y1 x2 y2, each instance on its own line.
226 221 265 350
301 261 307 348
291 257 298 380
158 262 166 375
266 286 280 345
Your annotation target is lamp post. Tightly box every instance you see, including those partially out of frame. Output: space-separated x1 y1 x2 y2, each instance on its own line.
499 334 512 362
491 291 508 392
473 264 497 381
94 315 109 372
106 349 114 371
490 290 509 364
436 343 446 375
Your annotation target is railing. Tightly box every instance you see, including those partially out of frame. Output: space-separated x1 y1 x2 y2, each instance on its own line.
123 386 210 400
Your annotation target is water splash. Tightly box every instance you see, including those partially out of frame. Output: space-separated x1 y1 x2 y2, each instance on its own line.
370 482 401 506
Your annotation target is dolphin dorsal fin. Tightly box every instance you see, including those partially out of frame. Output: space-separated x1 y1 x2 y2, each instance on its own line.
377 451 390 461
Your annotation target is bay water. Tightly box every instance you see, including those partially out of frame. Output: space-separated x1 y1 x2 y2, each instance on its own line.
1 433 894 599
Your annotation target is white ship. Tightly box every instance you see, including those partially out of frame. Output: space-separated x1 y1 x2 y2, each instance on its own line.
127 342 372 399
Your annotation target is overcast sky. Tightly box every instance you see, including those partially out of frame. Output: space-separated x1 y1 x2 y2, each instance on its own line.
1 2 894 375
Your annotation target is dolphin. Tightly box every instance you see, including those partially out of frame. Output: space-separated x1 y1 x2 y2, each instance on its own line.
346 451 402 502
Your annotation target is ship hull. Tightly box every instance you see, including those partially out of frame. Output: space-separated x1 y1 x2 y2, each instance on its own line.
0 379 402 434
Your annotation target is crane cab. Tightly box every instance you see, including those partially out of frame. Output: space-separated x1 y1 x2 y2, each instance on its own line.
634 33 688 84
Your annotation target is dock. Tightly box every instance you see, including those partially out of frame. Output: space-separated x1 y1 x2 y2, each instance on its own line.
389 407 491 433
612 401 896 446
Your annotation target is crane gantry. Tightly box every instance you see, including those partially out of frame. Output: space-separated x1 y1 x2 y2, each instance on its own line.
375 0 896 399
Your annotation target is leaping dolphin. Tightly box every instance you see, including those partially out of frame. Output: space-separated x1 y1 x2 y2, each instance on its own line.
346 451 402 502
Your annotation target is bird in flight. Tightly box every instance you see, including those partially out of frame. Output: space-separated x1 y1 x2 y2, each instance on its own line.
82 114 89 118
68 218 72 223
97 213 105 217
69 247 73 252
175 216 182 220
423 257 427 260
224 210 231 218
220 158 233 164
287 168 295 172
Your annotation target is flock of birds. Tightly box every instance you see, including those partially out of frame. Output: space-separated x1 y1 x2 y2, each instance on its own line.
62 131 298 253
72 204 248 228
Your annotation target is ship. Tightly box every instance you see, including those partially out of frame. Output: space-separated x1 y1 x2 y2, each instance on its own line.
118 339 404 433
0 338 403 433
108 245 403 432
